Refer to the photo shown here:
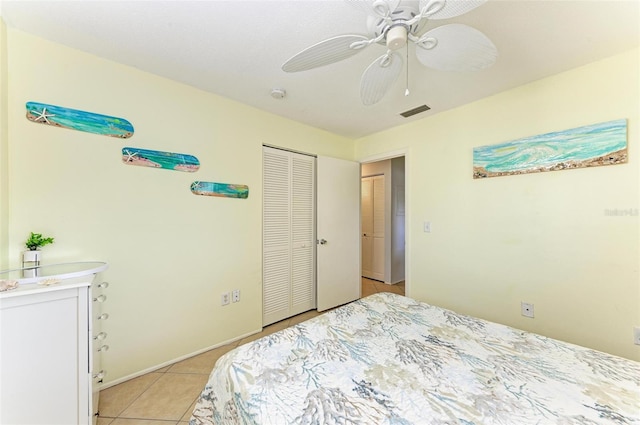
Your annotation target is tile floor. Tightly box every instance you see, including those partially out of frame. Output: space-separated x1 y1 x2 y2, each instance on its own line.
97 278 405 425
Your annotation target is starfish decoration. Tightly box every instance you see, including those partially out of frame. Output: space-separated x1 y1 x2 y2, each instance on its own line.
123 149 139 162
32 107 55 124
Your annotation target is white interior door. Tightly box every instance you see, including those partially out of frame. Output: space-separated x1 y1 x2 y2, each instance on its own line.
361 177 373 278
317 156 360 311
371 175 385 281
361 175 385 281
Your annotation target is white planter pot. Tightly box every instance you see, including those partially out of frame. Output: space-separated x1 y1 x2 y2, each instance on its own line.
23 250 42 264
22 268 38 278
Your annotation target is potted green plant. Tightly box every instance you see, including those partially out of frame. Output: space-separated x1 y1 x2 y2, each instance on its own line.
23 232 55 266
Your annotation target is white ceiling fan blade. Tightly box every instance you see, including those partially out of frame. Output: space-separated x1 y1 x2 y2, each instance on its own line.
345 0 401 18
419 0 486 20
360 52 403 106
415 24 497 71
282 34 371 72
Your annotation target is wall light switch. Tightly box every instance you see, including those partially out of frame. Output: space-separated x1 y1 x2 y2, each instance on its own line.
423 221 431 233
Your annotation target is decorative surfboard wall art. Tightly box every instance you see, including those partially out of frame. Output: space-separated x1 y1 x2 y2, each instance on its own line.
190 181 249 199
122 147 200 172
473 119 628 179
26 101 134 138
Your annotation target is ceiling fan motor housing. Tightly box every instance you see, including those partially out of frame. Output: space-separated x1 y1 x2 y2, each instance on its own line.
386 25 408 50
367 1 425 50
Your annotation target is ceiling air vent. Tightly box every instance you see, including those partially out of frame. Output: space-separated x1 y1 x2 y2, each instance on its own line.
400 104 431 118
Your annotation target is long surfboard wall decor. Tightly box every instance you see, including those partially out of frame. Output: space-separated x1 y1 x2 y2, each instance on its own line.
190 181 249 199
122 147 200 172
26 102 134 139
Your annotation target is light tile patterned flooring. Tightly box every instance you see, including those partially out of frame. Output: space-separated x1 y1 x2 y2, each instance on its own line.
97 278 405 425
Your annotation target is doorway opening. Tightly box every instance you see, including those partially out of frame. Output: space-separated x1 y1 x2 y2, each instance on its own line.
360 155 406 297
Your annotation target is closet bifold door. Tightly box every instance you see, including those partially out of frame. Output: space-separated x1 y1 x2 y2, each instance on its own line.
263 147 316 326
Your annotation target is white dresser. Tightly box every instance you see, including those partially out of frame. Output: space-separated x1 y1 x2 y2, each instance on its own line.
0 262 108 425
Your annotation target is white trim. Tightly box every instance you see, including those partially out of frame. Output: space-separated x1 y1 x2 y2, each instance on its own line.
262 143 317 158
97 328 262 389
359 148 408 164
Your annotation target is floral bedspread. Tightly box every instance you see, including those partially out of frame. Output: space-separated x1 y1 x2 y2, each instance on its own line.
191 293 640 424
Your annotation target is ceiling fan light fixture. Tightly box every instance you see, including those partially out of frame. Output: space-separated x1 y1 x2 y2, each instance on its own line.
386 25 408 50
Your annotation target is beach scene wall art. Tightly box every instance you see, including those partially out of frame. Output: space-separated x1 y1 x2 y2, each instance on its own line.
26 102 134 138
122 147 200 172
473 119 627 179
190 181 249 199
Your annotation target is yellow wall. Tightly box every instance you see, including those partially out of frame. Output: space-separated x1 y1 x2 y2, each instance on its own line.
4 23 639 389
4 28 353 384
356 49 640 361
0 18 8 271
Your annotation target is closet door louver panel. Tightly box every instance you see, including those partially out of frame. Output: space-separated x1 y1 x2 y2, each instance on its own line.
290 155 315 315
263 147 316 326
263 148 292 325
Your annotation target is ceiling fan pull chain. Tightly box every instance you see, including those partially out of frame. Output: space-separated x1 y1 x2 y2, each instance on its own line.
405 43 410 97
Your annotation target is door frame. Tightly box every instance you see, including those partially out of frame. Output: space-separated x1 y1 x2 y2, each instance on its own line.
262 145 362 315
358 148 410 296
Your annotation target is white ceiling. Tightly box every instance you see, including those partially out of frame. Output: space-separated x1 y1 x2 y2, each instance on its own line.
2 0 639 139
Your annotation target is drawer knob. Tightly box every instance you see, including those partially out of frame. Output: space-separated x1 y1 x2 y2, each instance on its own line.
93 332 107 341
97 313 109 320
97 282 110 289
93 295 107 303
98 344 109 352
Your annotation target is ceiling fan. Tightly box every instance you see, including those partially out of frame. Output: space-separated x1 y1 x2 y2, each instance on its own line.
281 0 497 105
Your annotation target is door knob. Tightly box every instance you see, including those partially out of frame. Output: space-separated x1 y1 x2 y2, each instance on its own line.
319 239 327 245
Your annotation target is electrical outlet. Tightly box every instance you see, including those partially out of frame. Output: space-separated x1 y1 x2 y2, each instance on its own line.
634 327 640 346
521 302 534 318
221 292 230 306
232 289 240 303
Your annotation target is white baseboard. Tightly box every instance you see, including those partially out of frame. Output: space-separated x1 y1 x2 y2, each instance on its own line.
98 328 262 390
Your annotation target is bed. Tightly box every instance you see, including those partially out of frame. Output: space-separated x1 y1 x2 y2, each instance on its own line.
190 292 640 424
